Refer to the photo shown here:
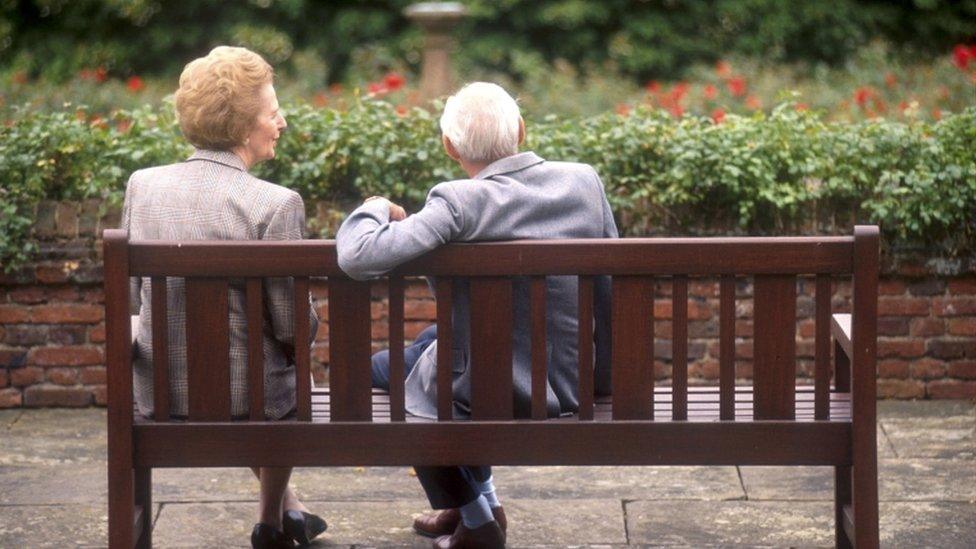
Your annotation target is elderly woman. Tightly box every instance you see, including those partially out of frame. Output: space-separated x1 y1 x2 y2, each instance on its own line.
121 46 326 549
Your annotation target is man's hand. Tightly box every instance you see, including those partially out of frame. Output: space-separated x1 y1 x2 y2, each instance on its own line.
364 196 407 221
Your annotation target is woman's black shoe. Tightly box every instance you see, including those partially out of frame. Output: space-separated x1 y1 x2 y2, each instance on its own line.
282 510 328 546
251 523 294 549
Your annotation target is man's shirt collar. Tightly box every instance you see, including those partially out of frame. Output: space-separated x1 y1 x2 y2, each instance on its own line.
473 151 545 180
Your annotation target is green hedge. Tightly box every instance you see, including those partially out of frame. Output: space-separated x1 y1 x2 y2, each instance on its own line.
1 100 974 271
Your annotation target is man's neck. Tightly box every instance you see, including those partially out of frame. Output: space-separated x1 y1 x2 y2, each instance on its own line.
460 159 488 178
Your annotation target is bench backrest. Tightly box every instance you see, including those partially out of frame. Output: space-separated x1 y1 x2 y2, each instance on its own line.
103 227 878 425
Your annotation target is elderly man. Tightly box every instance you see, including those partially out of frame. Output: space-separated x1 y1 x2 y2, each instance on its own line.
337 82 616 548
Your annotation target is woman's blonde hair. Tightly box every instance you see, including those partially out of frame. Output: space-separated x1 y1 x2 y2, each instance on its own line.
175 46 273 150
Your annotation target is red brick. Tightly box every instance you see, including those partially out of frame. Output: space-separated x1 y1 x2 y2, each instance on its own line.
23 384 92 407
92 385 108 406
371 322 388 340
311 343 329 364
878 280 907 295
932 297 976 317
405 300 437 320
30 304 103 324
736 300 753 319
82 288 104 304
694 359 720 380
0 305 30 324
736 361 754 379
947 278 976 295
796 340 814 359
948 360 976 380
927 339 976 360
314 321 328 341
909 317 944 337
28 346 103 367
733 320 752 337
908 278 946 296
35 264 70 284
910 358 947 380
926 380 976 399
877 379 925 399
0 388 22 408
10 366 44 387
8 287 46 304
89 323 106 343
370 300 388 320
79 366 106 385
653 361 670 380
878 297 930 316
0 369 7 388
947 318 976 336
878 338 926 358
735 341 753 360
405 282 432 300
405 321 432 340
47 286 80 302
798 319 816 338
0 350 27 368
46 367 79 385
877 317 909 336
878 359 910 379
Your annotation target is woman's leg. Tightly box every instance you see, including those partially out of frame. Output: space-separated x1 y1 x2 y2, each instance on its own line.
250 468 306 517
257 467 292 529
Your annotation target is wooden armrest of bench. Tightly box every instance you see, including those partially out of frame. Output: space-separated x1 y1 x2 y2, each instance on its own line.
831 313 852 359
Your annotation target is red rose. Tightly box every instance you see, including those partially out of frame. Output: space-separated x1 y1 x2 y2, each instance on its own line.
94 66 108 83
703 84 717 100
884 73 897 89
645 80 661 93
126 76 144 92
854 86 874 107
367 82 387 95
952 44 971 70
715 60 731 77
615 103 631 116
726 77 746 97
711 108 725 123
383 72 405 91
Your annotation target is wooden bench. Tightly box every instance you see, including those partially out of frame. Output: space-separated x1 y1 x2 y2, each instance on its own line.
104 226 880 548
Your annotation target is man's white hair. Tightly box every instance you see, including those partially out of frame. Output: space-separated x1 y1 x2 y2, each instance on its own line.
439 82 521 164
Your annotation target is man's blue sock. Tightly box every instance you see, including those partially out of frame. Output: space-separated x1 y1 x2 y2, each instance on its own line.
473 475 500 508
459 494 493 529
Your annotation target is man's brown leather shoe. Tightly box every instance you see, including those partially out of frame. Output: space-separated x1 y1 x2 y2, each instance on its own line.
413 507 507 538
432 521 505 549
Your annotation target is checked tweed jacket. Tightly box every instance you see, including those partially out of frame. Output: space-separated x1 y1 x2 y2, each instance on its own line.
122 149 317 419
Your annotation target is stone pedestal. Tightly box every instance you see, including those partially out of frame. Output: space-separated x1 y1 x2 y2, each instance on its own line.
404 2 467 102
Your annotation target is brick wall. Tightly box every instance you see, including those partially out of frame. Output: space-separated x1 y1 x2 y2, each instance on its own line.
0 200 973 408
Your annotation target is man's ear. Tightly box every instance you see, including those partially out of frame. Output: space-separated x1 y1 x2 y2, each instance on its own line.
517 116 526 146
442 135 462 161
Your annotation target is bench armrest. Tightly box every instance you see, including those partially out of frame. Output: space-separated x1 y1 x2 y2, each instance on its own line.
831 313 852 360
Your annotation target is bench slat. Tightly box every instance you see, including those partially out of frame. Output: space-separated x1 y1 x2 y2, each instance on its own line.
530 276 547 420
246 278 264 421
185 278 231 421
577 276 595 421
815 275 832 420
133 421 853 468
470 277 514 420
753 275 797 420
611 276 654 420
328 278 372 421
719 276 736 420
294 277 312 421
435 278 454 421
388 277 406 422
150 277 169 421
672 276 688 421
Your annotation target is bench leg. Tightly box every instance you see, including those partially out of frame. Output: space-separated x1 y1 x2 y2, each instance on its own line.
135 467 152 548
108 460 134 548
835 465 853 549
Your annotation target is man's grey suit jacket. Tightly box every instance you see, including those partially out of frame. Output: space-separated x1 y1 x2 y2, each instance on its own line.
337 151 617 419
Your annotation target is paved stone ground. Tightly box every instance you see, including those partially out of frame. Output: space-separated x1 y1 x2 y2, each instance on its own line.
0 401 973 548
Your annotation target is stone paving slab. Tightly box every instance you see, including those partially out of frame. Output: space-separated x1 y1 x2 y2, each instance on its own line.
881 416 975 459
739 460 976 502
0 464 106 505
626 500 976 548
1 409 106 466
153 499 625 547
0 503 145 548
